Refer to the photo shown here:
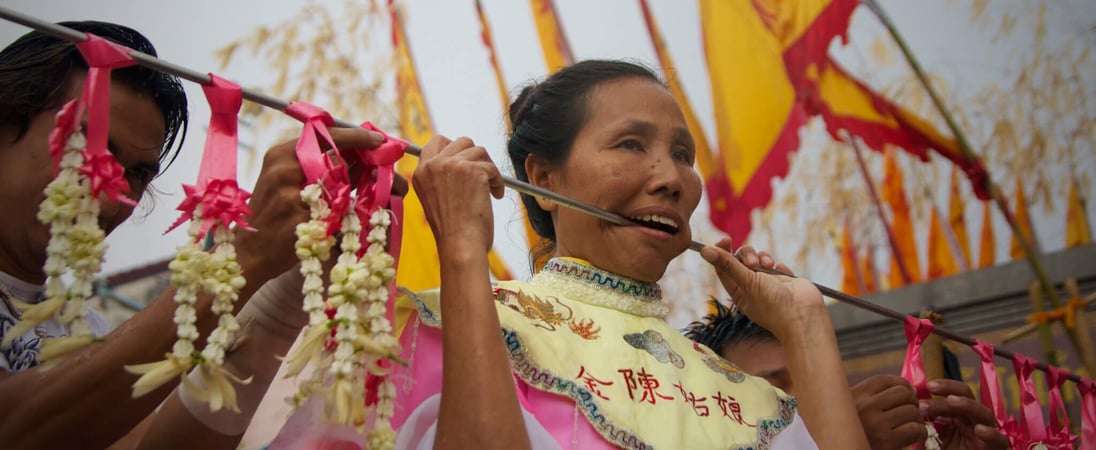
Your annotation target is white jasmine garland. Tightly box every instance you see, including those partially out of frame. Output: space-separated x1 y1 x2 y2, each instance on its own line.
3 131 106 363
283 183 337 382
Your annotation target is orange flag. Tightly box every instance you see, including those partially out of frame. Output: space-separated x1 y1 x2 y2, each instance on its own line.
882 147 920 284
860 248 878 294
529 0 573 71
977 200 996 268
1009 178 1036 260
389 1 512 288
1066 176 1092 247
948 168 972 267
839 220 863 296
927 203 961 279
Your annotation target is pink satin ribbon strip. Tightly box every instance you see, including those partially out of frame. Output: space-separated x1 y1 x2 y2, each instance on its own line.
900 316 934 400
1080 378 1096 450
1045 365 1078 448
74 34 137 205
1012 354 1049 445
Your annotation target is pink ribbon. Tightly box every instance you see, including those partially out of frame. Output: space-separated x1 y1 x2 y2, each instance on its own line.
167 75 252 238
351 123 407 323
900 316 934 400
1080 378 1096 449
74 34 137 205
972 340 1007 427
285 102 351 236
1044 366 1077 448
1012 354 1049 444
48 100 81 175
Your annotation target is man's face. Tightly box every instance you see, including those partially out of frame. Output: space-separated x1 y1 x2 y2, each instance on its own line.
0 72 165 283
721 339 795 396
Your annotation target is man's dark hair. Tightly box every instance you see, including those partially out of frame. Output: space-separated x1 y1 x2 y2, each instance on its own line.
0 20 188 168
684 299 777 355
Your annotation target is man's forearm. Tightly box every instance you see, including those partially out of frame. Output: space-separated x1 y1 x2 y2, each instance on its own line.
0 279 264 449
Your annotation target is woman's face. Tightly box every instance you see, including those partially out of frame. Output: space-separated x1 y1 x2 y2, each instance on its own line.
529 77 702 282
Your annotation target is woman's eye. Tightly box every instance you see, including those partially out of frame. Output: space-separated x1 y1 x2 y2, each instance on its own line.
672 148 694 163
617 139 643 151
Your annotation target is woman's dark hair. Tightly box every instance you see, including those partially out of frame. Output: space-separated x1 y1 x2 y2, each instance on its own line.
683 299 777 356
0 20 188 169
506 60 663 270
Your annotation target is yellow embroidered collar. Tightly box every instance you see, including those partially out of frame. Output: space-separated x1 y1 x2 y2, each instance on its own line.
531 257 668 318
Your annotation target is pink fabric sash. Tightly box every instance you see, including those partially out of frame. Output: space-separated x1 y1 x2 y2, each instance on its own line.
285 102 352 236
166 74 252 237
1045 365 1077 448
971 340 1008 426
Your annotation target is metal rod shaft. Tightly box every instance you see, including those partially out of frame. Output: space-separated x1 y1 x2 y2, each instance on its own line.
2 6 1081 383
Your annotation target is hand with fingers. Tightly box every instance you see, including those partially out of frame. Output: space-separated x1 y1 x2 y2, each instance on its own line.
922 380 1010 450
235 127 388 287
850 375 926 450
699 238 825 342
412 135 505 258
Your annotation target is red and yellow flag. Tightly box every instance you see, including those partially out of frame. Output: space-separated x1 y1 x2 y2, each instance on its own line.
978 200 996 268
700 0 814 242
948 168 972 267
1009 178 1036 260
475 0 511 126
1066 176 1092 248
882 147 920 285
927 203 960 279
529 0 573 71
637 0 715 180
389 1 511 289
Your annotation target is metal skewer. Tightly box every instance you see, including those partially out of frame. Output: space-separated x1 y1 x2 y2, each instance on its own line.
2 6 1083 383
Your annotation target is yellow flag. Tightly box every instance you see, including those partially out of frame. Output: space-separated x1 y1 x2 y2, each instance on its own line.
390 1 512 290
529 0 573 71
1066 176 1092 248
1009 179 1036 260
637 0 715 180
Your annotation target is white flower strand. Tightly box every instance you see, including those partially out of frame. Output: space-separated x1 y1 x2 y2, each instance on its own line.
283 183 336 383
126 215 208 398
363 209 399 450
3 131 105 363
326 209 369 427
192 223 251 412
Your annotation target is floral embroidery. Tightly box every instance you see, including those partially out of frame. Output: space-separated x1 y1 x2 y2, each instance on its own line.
623 330 685 369
569 318 601 340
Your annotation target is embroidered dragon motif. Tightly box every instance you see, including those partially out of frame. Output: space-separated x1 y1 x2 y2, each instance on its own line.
499 290 574 331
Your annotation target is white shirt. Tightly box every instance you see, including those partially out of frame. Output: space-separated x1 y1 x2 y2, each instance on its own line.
0 270 108 373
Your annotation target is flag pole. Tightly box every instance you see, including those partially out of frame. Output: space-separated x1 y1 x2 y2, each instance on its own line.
860 0 1090 370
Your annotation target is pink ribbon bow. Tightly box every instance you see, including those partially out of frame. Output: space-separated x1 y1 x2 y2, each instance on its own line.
1080 378 1096 450
972 340 1008 427
285 102 351 236
1045 366 1078 448
1012 354 1049 445
167 75 252 238
900 316 934 400
74 34 137 205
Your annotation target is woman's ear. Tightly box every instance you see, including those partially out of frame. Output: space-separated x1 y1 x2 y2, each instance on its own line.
524 154 558 212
